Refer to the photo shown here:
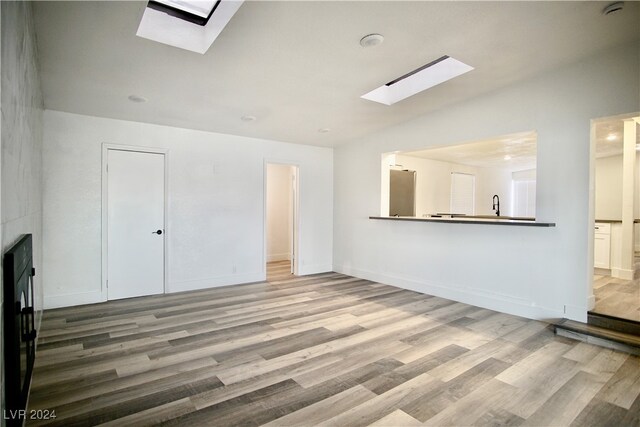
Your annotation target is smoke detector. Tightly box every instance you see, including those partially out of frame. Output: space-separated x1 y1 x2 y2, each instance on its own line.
360 34 384 48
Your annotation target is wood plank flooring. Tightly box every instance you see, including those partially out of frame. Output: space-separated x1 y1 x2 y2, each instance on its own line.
267 260 294 282
27 272 640 426
592 269 640 322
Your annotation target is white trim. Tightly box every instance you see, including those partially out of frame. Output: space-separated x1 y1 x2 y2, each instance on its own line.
297 264 333 276
611 267 634 280
167 272 264 293
564 304 588 322
334 264 566 321
263 160 301 277
267 252 291 262
101 143 169 301
44 290 104 309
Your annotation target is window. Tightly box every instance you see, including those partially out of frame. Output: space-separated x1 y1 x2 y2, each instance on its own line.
512 180 536 217
450 172 475 215
380 131 537 219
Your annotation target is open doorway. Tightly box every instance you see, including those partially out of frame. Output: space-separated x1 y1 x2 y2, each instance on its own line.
589 113 640 322
265 163 298 282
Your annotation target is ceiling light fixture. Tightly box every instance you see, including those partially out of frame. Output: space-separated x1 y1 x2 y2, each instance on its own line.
318 128 331 133
606 133 618 141
360 34 384 48
128 95 147 103
361 55 474 105
503 155 512 161
240 115 256 122
603 2 624 15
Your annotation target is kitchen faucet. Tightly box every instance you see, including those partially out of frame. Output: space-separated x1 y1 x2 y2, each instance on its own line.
492 195 500 216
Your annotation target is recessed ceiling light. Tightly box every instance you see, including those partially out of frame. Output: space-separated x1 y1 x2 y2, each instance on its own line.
361 55 474 105
128 95 147 103
360 34 384 48
503 155 512 161
606 133 618 141
318 128 331 133
240 115 256 122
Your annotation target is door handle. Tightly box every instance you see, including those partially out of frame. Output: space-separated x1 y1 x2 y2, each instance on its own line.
153 230 163 235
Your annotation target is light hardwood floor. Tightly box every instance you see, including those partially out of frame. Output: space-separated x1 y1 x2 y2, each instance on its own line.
28 272 640 426
267 260 294 282
592 267 640 322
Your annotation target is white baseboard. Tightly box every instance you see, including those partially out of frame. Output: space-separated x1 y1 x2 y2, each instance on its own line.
167 272 265 293
44 272 267 309
297 264 334 276
611 268 634 280
267 252 291 262
587 293 596 311
564 304 588 322
45 290 105 309
334 264 566 322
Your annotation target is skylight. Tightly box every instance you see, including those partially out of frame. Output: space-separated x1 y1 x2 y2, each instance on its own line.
148 0 220 25
154 0 217 18
361 56 474 106
137 0 244 54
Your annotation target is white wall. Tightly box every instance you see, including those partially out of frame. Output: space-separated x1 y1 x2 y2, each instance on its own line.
334 41 640 322
42 111 333 308
1 2 44 419
266 164 293 262
512 169 537 182
594 153 640 221
595 155 624 220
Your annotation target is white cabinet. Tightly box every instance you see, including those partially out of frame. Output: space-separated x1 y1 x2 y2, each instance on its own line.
594 222 611 269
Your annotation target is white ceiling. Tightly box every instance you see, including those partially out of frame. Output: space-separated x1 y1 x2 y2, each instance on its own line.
593 114 640 158
399 114 640 170
400 131 538 171
32 1 640 147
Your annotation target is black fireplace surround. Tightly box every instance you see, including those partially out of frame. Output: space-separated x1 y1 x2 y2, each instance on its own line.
3 234 37 426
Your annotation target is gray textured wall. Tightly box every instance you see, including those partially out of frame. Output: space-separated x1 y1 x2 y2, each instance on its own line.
1 1 44 422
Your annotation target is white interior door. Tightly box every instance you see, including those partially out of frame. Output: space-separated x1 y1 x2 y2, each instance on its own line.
107 149 165 300
290 169 297 274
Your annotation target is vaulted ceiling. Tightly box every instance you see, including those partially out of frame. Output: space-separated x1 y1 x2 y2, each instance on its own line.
32 1 640 147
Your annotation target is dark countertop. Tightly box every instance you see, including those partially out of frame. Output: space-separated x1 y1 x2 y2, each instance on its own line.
595 219 640 223
370 216 556 227
450 214 535 221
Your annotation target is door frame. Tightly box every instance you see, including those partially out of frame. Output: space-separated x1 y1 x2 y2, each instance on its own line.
101 143 169 301
587 112 639 316
263 160 300 278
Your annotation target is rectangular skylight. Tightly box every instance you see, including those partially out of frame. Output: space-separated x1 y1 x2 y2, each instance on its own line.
137 0 243 54
148 1 221 25
153 0 217 18
361 56 474 106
